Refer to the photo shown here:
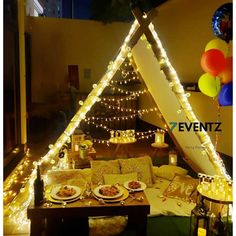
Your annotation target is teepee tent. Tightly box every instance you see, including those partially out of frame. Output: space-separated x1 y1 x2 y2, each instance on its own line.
4 4 231 228
36 6 229 178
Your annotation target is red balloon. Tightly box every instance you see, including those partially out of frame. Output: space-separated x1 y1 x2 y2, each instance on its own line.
201 49 226 76
219 57 232 83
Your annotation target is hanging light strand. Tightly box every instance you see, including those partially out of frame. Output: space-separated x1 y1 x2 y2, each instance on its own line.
101 94 138 102
4 19 140 228
108 83 147 95
99 100 158 114
148 22 230 180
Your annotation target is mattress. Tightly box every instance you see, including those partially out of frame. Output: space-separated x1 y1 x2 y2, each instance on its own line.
145 177 196 217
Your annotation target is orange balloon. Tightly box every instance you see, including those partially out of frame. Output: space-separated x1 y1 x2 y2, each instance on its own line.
219 57 232 84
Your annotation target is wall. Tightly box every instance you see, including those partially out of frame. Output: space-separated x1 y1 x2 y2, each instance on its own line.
26 17 131 102
152 0 232 82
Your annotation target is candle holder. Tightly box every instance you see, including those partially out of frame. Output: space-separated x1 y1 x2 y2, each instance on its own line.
169 150 177 166
190 198 210 236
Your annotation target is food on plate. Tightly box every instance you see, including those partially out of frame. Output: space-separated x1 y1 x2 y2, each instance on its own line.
99 185 119 197
56 185 76 197
128 180 141 189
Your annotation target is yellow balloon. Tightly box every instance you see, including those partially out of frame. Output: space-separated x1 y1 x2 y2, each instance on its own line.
205 39 228 57
198 73 221 97
227 40 232 57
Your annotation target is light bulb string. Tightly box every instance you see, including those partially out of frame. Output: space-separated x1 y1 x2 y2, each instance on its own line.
107 83 147 94
85 114 137 121
147 22 230 179
99 100 157 114
92 133 154 144
83 119 156 135
101 94 138 102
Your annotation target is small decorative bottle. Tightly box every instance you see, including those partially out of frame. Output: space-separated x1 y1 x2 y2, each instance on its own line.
34 165 44 206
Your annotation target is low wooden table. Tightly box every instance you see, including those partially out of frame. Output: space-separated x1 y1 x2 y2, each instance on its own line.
27 191 150 236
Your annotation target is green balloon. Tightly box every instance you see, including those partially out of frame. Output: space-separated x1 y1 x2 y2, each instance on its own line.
198 73 221 97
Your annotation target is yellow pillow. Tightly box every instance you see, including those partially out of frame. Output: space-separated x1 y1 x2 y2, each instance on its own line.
104 172 138 185
90 160 121 185
153 165 188 180
119 156 154 187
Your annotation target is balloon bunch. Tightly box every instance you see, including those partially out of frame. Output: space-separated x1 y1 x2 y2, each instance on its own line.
198 3 232 106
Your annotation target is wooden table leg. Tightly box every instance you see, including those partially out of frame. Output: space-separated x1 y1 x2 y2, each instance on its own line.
30 217 43 236
128 214 148 236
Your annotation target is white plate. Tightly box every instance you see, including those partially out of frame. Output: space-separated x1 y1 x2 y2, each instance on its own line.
123 180 146 191
50 185 81 201
93 185 124 199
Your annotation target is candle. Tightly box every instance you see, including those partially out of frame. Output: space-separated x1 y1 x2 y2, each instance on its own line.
169 150 177 165
197 228 206 236
155 132 163 144
75 144 79 152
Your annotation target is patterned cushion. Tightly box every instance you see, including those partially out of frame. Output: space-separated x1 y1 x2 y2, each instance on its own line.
119 156 154 187
46 169 91 189
163 174 198 201
153 165 188 180
103 172 138 185
90 160 121 185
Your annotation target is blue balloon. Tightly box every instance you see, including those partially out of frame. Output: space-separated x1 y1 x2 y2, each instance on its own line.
212 3 232 42
218 82 232 106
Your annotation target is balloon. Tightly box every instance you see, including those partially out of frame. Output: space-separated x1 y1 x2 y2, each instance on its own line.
198 73 221 97
218 82 232 106
205 39 228 56
201 49 226 76
212 3 232 42
227 40 232 57
219 57 232 84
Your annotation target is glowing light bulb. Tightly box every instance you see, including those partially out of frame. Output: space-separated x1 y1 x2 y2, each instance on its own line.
79 100 84 105
186 93 191 98
146 43 152 50
142 13 147 19
141 34 146 41
177 109 182 114
128 52 132 58
92 84 97 89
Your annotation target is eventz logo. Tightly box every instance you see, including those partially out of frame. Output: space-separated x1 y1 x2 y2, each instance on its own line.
169 122 222 132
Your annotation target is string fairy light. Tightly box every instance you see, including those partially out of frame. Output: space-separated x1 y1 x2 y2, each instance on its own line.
108 83 147 95
99 100 157 114
147 22 230 179
4 19 140 228
110 75 140 85
101 94 138 102
83 118 156 136
93 132 155 145
86 113 137 121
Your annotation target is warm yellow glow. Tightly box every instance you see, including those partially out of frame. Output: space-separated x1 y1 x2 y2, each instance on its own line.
4 19 140 229
198 173 233 202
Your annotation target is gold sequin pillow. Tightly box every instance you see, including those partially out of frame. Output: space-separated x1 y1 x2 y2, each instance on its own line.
119 156 155 187
163 174 198 201
90 160 121 185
